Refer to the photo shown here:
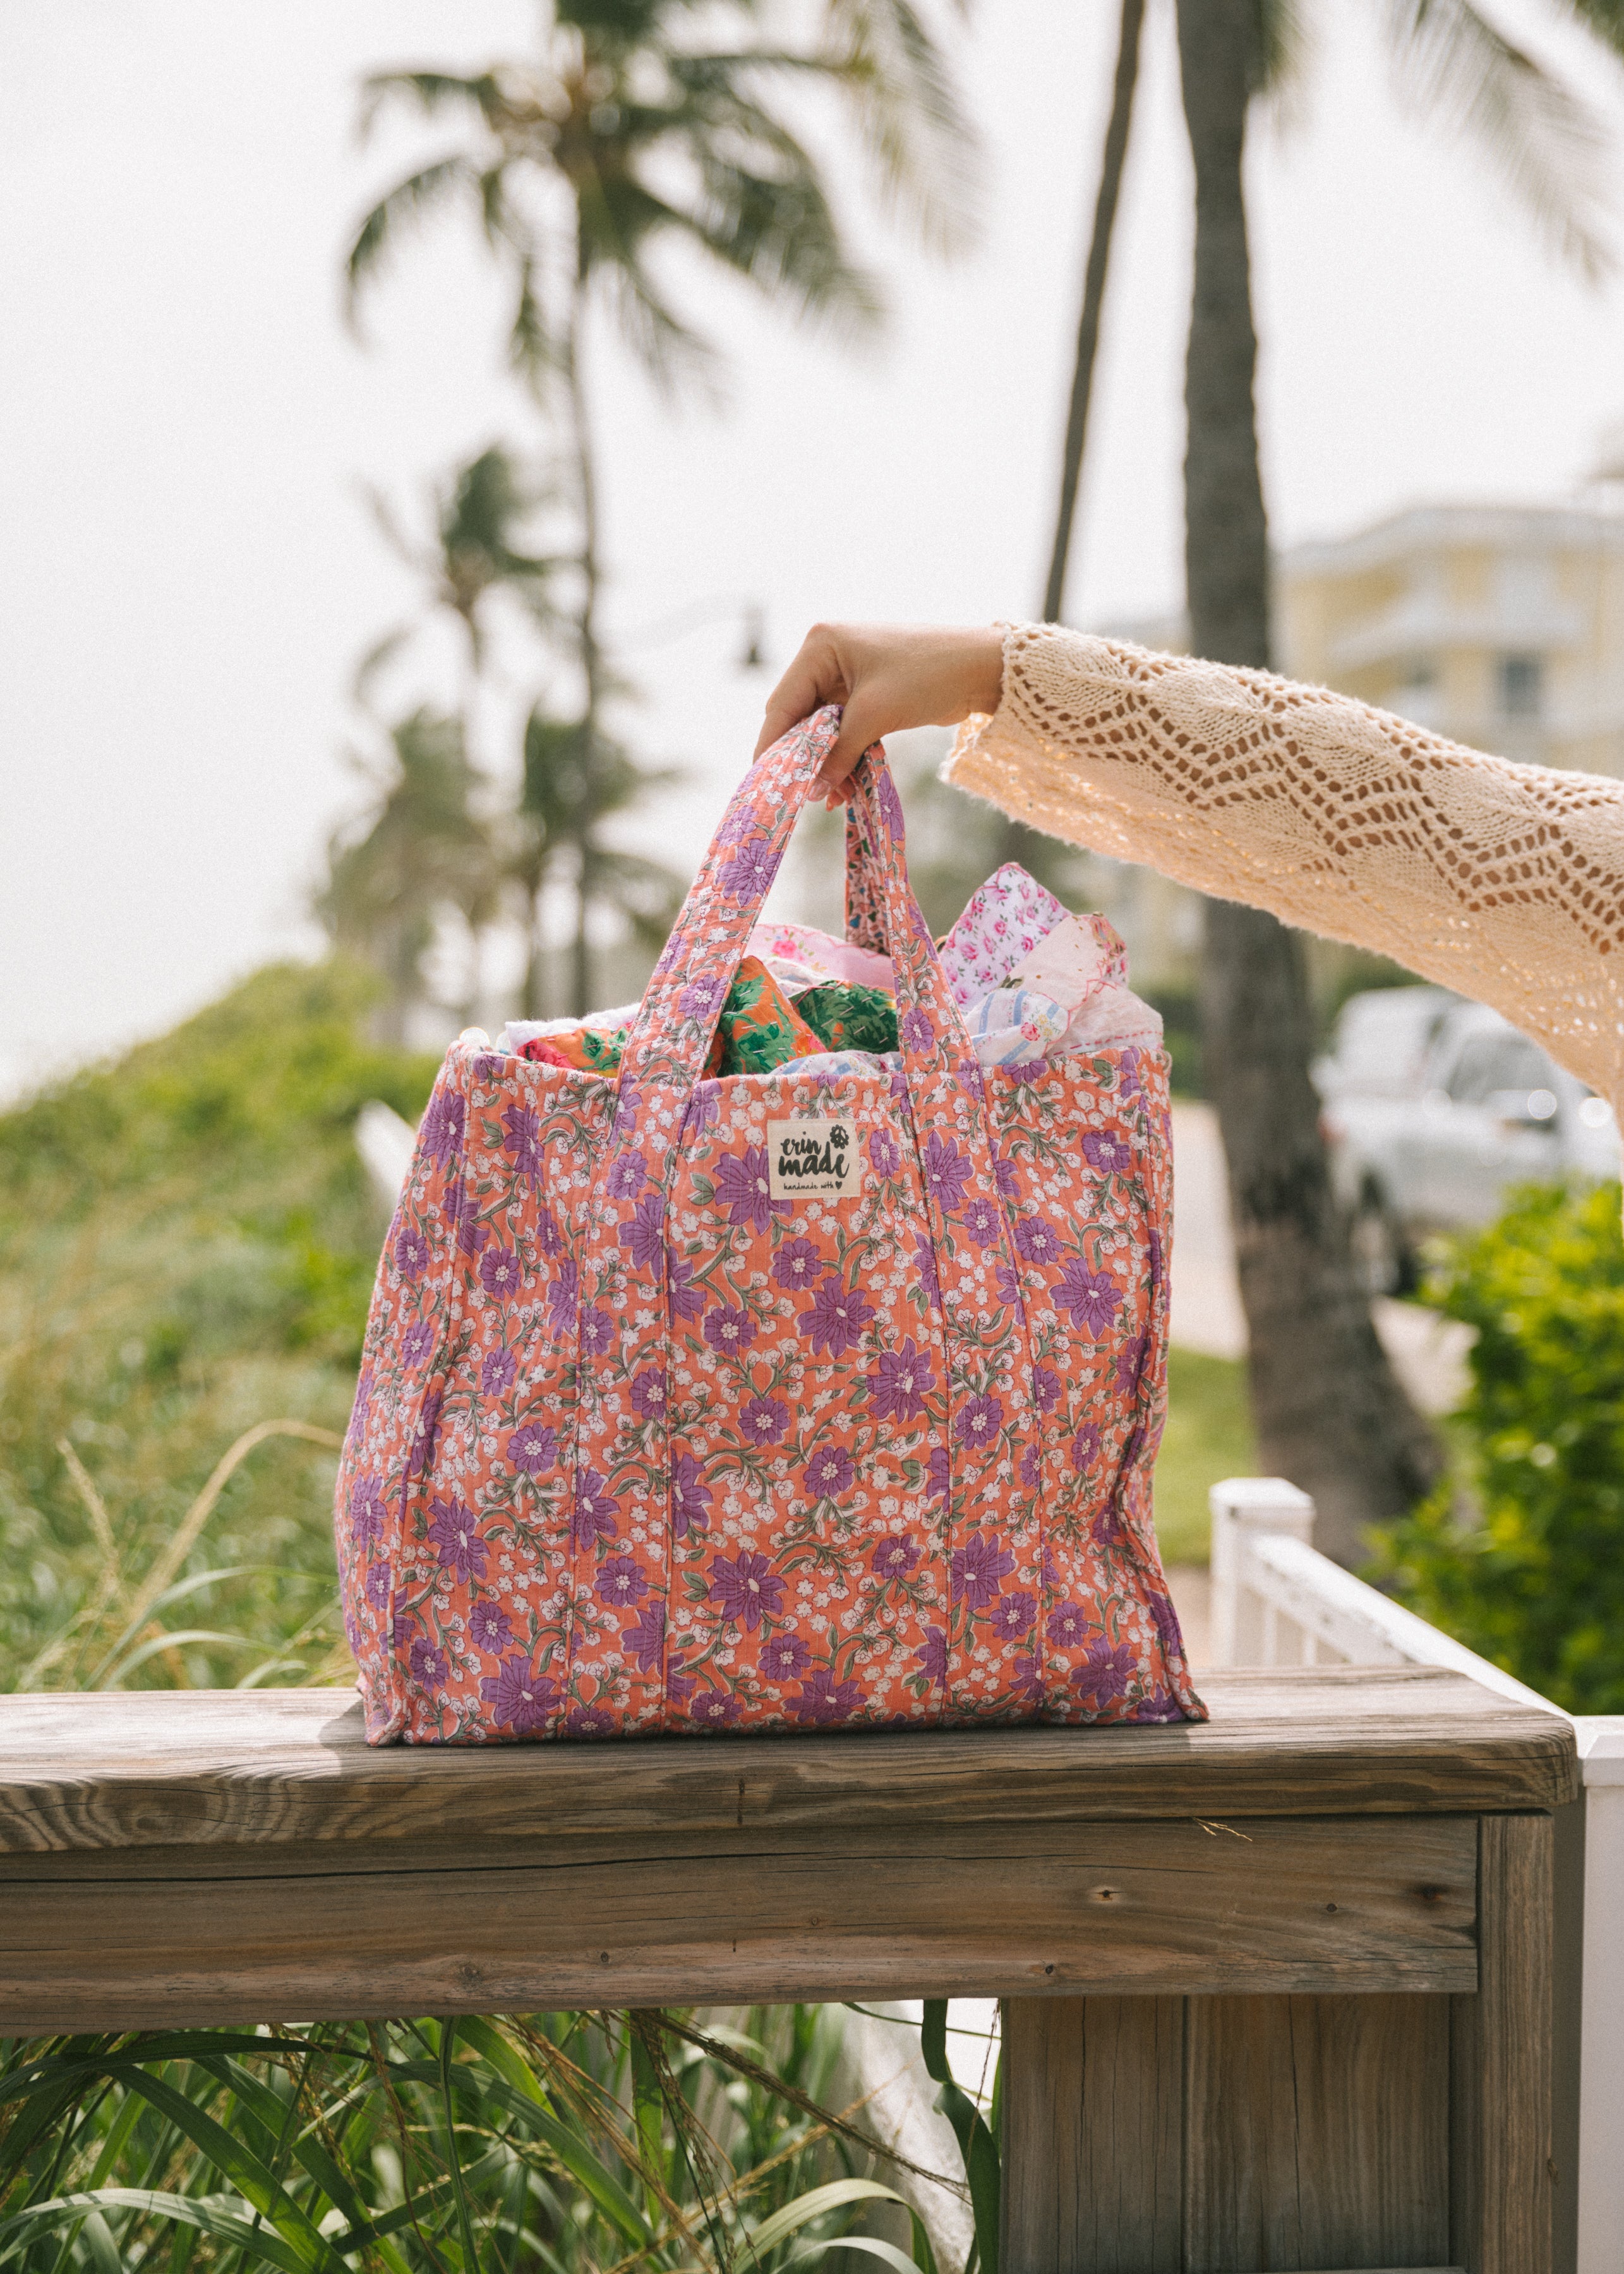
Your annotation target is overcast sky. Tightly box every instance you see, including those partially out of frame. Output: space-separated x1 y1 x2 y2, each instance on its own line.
4 0 1623 1095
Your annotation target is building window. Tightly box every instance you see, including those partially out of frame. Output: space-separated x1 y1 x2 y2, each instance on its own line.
1498 653 1543 719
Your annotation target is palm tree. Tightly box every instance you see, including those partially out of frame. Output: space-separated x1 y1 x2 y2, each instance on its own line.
1041 0 1145 625
345 0 967 1011
1172 0 1623 1563
316 709 500 1045
513 699 686 1018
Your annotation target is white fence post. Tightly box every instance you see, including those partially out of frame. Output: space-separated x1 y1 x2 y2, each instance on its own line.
1208 1476 1315 1666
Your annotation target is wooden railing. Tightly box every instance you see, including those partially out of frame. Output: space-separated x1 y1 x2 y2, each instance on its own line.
1208 1475 1616 2274
3 1656 1579 2273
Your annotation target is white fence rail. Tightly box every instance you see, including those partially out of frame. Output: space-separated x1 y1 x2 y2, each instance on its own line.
1209 1474 1620 2274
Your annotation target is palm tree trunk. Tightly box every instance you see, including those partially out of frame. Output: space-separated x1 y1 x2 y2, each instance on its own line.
1174 0 1440 1567
565 266 603 1018
1041 0 1145 625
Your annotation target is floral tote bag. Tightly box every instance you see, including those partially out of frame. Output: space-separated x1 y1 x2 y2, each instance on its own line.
335 708 1205 1742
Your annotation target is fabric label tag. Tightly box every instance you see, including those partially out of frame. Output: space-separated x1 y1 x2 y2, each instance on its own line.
767 1118 860 1200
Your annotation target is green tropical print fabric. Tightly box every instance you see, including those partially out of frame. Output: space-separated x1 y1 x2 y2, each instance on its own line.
797 982 899 1057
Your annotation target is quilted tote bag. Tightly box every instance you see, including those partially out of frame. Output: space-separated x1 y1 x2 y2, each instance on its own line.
335 707 1205 1743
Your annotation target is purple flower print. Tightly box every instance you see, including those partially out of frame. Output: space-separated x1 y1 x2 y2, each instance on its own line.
913 1234 942 1311
876 767 905 843
1029 1368 1061 1417
580 1308 617 1361
400 1320 435 1373
795 1670 863 1725
704 1306 757 1358
1134 1688 1183 1724
479 1247 522 1300
420 1086 465 1167
537 1208 565 1258
915 1628 948 1683
1150 1591 1185 1657
714 1146 773 1236
740 1393 790 1446
1069 1416 1103 1474
620 1194 666 1272
867 1127 902 1179
668 1254 704 1321
722 833 780 903
680 972 728 1021
546 1261 580 1342
480 1655 556 1731
872 1534 919 1581
481 1347 517 1398
596 1555 648 1610
1047 1601 1091 1650
630 1369 667 1421
927 1442 951 1501
347 1363 374 1444
1019 1442 1042 1491
961 1192 1002 1248
959 1394 1004 1452
689 1688 743 1728
921 1131 971 1213
572 1474 620 1548
508 1421 558 1475
394 1222 430 1282
1056 1261 1121 1338
567 1703 616 1738
365 1558 392 1612
869 1339 934 1424
995 1258 1023 1308
1093 1500 1124 1549
761 1633 810 1683
405 1387 443 1476
606 1149 647 1201
409 1635 450 1692
773 1237 824 1294
445 1180 488 1259
709 1549 785 1632
671 1451 713 1540
428 1496 488 1585
502 1104 543 1181
1116 1336 1146 1394
1076 1636 1137 1706
994 1154 1021 1202
991 1591 1036 1640
469 1599 513 1655
800 1275 875 1359
1014 1216 1062 1268
1082 1128 1133 1177
1119 1047 1144 1098
803 1443 856 1501
951 1530 1014 1610
627 1597 665 1674
349 1474 387 1551
899 1006 934 1057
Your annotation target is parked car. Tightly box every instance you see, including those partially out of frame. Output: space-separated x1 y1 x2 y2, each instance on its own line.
1314 987 1621 1292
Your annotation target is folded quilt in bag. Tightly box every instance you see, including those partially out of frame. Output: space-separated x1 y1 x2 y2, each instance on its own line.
335 709 1204 1742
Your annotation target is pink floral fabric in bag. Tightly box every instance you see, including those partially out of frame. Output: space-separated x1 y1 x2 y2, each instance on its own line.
335 711 1203 1742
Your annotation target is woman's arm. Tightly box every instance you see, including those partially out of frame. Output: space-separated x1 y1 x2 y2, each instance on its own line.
759 619 1624 1104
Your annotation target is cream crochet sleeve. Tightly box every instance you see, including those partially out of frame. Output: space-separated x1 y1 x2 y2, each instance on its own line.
942 620 1624 1107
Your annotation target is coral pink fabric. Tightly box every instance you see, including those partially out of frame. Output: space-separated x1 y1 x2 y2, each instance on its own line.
335 711 1203 1743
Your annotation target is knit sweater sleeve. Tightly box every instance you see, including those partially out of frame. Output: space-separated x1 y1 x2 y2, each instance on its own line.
942 620 1624 1104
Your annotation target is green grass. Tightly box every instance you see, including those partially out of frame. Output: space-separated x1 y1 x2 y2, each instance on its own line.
1153 1347 1255 1567
0 960 438 1693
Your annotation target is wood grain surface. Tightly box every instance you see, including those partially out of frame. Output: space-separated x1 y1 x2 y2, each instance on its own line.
0 1814 1477 2033
1002 1995 1183 2273
0 1667 1575 1856
1451 1813 1555 2274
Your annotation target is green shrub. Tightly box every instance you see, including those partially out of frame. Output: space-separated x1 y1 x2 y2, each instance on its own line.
0 961 439 1692
1370 1181 1624 1712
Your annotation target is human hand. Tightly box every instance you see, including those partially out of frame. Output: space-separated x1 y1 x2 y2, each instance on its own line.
753 623 1005 805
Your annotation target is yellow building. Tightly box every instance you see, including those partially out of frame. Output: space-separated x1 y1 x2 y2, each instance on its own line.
1280 503 1624 777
